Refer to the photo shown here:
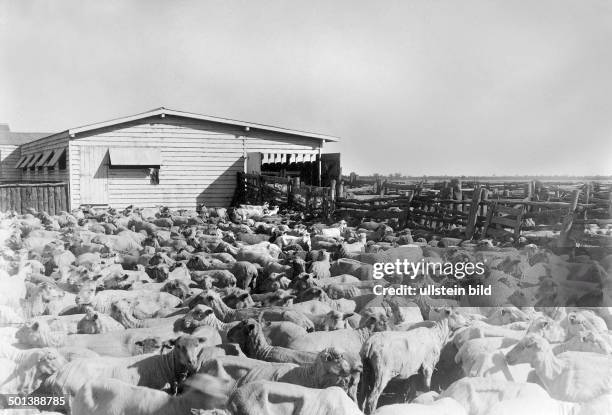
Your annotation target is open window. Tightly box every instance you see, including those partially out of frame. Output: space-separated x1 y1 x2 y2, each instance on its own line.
108 147 161 168
108 147 161 185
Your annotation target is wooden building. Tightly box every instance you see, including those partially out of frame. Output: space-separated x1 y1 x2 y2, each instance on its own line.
10 108 339 209
0 124 52 182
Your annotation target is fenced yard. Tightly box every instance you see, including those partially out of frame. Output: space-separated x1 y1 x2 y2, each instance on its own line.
234 173 612 247
0 182 69 215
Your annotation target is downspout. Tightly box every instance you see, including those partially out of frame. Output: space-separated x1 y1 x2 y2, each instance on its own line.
318 139 323 186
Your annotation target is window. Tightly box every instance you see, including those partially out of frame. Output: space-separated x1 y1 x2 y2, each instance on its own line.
149 167 159 185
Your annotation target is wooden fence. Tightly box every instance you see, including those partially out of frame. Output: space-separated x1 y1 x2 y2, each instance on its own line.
0 182 69 215
234 173 335 217
234 173 611 245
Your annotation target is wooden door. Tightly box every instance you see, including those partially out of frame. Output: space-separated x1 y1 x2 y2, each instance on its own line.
80 146 109 205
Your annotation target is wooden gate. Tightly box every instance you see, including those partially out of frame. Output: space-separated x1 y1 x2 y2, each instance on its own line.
80 146 109 205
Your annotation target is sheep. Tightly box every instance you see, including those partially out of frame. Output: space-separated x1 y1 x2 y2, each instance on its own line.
227 319 319 364
110 298 185 329
372 398 467 415
487 393 612 415
228 381 362 415
360 309 467 414
454 337 533 381
439 377 551 415
0 348 66 394
505 333 612 401
286 312 391 354
35 334 215 400
72 374 231 415
192 290 314 331
15 319 206 357
77 305 126 333
234 347 356 394
175 304 307 347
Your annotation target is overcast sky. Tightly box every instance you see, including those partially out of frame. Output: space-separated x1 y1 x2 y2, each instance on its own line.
1 0 611 176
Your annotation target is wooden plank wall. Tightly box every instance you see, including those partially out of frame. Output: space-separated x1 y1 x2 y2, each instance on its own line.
0 182 68 214
70 116 321 209
0 144 21 182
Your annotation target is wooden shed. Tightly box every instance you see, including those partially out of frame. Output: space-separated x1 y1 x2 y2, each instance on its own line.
14 108 339 210
0 124 52 182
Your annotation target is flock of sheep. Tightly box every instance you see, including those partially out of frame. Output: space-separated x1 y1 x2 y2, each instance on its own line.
0 202 611 415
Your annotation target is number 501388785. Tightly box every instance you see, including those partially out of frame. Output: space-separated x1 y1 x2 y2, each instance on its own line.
2 395 66 408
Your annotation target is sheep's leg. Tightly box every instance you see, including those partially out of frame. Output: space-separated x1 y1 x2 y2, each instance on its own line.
364 370 390 415
422 365 434 390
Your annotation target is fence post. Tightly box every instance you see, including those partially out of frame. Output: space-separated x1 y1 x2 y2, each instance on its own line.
480 188 489 218
465 185 483 240
558 189 580 248
583 182 591 220
338 181 344 199
453 179 464 212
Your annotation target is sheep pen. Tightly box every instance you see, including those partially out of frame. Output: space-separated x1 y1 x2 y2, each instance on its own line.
0 200 611 415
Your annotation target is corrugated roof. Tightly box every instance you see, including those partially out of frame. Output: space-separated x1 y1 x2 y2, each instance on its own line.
0 125 54 146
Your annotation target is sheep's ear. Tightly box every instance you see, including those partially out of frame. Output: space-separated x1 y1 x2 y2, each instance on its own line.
445 309 451 316
198 337 207 344
203 308 214 317
343 313 354 319
238 293 249 301
134 340 144 347
246 323 256 332
31 322 39 331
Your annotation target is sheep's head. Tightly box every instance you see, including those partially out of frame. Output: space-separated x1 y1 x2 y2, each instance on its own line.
162 335 209 373
226 318 259 352
261 290 295 307
161 279 191 300
36 349 66 377
321 311 353 331
177 305 215 333
133 337 162 354
316 348 354 390
289 272 316 292
488 307 530 325
198 290 224 310
223 291 253 309
433 307 468 330
360 311 390 332
36 282 62 303
77 305 103 334
527 316 566 343
564 311 603 337
505 334 550 365
76 280 97 305
15 321 52 347
297 286 327 302
563 331 612 354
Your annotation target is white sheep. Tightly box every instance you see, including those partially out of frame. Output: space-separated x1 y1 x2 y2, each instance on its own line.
439 376 550 415
505 333 612 402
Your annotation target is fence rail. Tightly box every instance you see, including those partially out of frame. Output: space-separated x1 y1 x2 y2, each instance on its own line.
237 173 611 246
0 182 69 215
234 173 335 217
